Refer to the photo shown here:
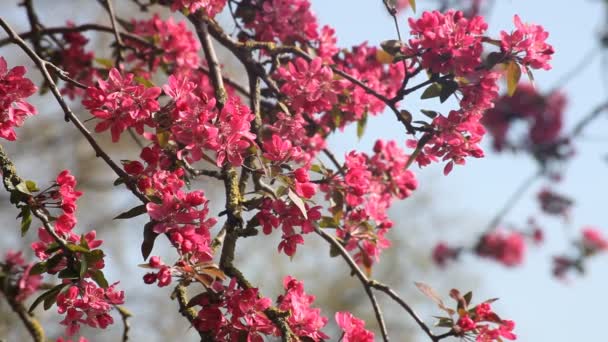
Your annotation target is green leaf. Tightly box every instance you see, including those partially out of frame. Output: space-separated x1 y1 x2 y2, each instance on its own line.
409 0 416 12
357 114 367 140
20 206 32 237
95 57 114 68
439 80 459 103
25 180 39 192
421 83 442 99
90 269 109 288
15 182 31 196
79 259 88 278
329 243 341 258
45 254 64 272
113 177 125 186
85 249 105 264
524 65 535 87
287 189 308 220
463 291 473 306
66 243 90 254
58 268 80 279
141 221 159 260
506 60 522 96
134 76 156 88
420 109 439 119
29 283 67 313
380 39 404 56
113 204 147 220
319 216 339 228
30 261 47 276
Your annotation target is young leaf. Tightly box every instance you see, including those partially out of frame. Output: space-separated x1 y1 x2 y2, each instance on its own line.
357 114 368 140
409 0 416 12
439 80 459 103
421 83 442 99
506 60 522 96
29 283 67 313
415 282 446 307
114 204 147 220
141 221 159 260
90 269 109 288
20 206 32 237
288 189 308 220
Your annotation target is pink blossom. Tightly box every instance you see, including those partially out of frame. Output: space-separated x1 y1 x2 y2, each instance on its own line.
277 276 329 341
501 15 554 70
275 57 342 114
582 227 608 252
475 230 526 267
56 280 124 336
335 312 375 342
0 56 37 141
408 10 488 75
245 0 319 44
130 15 201 71
170 0 226 17
82 68 161 142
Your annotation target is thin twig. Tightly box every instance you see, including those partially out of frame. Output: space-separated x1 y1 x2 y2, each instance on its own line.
99 0 125 65
314 227 391 342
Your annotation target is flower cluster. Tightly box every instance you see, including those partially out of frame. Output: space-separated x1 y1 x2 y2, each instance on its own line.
142 256 173 287
58 22 97 99
501 15 554 70
455 302 516 341
483 84 567 152
56 281 124 336
0 251 42 302
193 276 327 341
82 68 161 142
276 276 329 340
475 230 526 267
320 140 417 268
162 75 257 167
275 57 343 115
142 169 216 262
31 170 86 258
0 56 37 141
256 198 321 256
130 15 201 72
243 0 319 44
408 10 488 76
170 0 226 17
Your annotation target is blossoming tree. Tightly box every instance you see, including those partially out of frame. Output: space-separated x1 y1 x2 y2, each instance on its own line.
0 0 606 341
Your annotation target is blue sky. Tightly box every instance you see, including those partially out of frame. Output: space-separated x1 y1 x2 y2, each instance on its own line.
310 0 608 341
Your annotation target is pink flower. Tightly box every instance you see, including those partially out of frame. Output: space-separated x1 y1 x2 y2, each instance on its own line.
335 312 375 342
130 15 201 71
56 281 124 336
215 97 257 167
475 230 526 267
501 15 554 70
0 57 37 141
170 0 226 17
263 134 296 162
82 68 161 142
408 10 488 76
277 276 329 341
432 242 460 267
59 22 98 99
582 227 608 252
275 57 342 114
245 0 319 44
